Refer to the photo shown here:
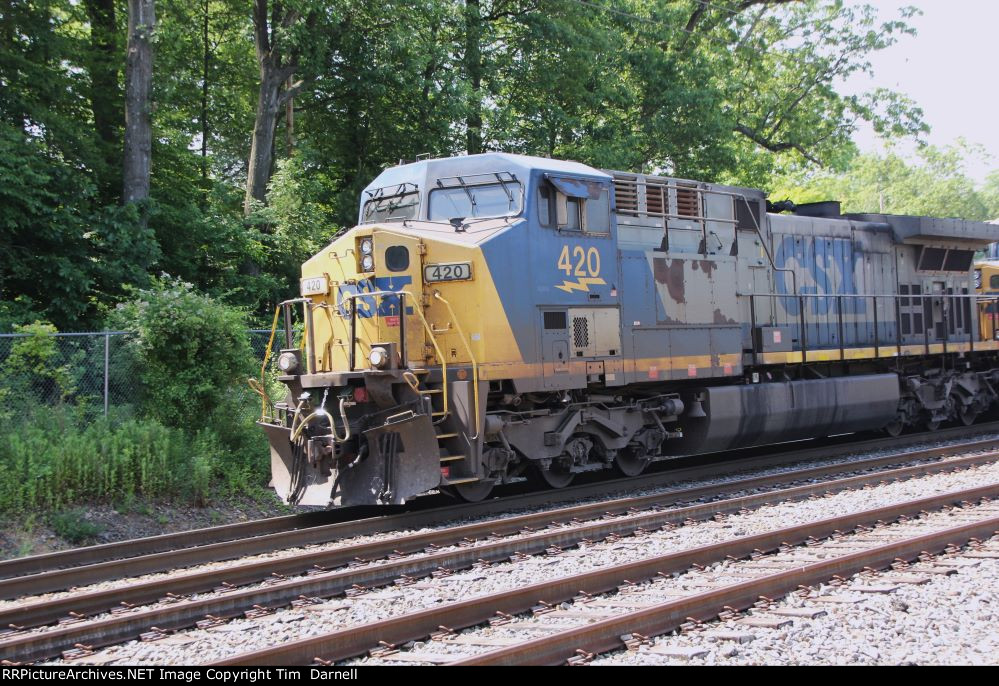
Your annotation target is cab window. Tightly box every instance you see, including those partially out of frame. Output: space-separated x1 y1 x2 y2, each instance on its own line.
537 176 610 234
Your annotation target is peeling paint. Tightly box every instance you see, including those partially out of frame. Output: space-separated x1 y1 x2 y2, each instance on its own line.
653 257 686 304
713 308 737 325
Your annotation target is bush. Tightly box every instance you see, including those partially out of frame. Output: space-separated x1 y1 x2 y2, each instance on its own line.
108 277 255 430
49 509 103 544
0 321 75 411
0 406 267 512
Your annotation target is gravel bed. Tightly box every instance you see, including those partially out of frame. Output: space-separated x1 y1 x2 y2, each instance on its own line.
357 508 999 666
592 545 999 665
7 432 997 615
45 457 999 665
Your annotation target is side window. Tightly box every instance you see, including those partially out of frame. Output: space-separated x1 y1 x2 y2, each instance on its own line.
538 177 610 234
564 197 582 231
991 274 999 290
538 183 552 226
585 189 609 234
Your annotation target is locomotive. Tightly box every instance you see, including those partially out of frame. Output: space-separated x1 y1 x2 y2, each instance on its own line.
256 153 999 507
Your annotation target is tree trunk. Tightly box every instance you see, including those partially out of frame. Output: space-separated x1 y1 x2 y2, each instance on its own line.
123 0 155 205
464 0 483 155
285 76 295 156
243 64 283 215
84 0 122 201
200 0 210 189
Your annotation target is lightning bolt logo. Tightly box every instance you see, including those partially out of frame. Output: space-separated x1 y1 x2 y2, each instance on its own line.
555 277 606 293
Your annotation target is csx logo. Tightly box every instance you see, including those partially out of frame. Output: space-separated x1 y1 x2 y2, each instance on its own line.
775 236 867 315
337 277 413 318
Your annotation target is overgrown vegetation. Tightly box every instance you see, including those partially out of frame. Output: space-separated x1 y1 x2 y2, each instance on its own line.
0 406 269 513
0 283 269 514
108 277 255 429
49 509 104 545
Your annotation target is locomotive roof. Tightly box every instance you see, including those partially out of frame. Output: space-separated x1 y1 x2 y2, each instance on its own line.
361 153 609 201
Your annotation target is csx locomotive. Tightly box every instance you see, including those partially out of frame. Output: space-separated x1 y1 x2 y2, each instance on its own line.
257 153 999 506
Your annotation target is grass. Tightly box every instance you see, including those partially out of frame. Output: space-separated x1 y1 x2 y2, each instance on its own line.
0 406 271 515
49 509 103 545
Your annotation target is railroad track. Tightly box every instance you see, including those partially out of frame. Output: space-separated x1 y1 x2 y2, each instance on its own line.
218 488 999 666
3 421 999 600
4 431 999 664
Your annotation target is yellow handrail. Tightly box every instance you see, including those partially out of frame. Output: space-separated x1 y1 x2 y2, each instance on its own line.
249 304 282 421
432 290 481 441
340 289 450 422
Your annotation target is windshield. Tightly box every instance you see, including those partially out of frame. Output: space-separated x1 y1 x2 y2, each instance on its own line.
429 181 523 221
362 185 420 223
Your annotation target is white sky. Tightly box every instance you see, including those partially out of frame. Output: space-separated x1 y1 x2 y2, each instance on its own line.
841 0 998 182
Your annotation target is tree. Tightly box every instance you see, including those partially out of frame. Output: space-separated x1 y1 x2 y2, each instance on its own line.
244 0 320 214
83 0 124 202
123 0 155 205
771 142 998 221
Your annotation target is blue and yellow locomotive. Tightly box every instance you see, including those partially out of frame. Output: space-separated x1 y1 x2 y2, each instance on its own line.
258 153 999 506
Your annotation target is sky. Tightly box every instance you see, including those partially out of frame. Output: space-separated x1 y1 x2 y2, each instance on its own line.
841 0 999 182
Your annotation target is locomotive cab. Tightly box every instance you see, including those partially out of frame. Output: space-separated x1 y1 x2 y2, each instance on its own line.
258 153 616 506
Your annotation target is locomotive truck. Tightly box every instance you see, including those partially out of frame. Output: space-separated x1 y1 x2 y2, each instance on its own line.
255 153 999 507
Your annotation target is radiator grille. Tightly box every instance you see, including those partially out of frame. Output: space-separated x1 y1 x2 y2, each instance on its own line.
573 317 590 349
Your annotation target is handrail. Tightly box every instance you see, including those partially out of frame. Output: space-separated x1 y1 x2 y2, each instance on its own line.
741 290 994 362
249 304 282 421
340 288 450 422
251 297 309 421
433 290 481 441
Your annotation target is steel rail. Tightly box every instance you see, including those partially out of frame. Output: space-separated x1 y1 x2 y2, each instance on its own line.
452 516 999 665
3 424 998 598
3 442 998 657
0 511 339 582
214 483 999 665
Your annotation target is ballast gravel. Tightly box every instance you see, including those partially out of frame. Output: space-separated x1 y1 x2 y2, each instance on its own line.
45 455 999 665
592 549 999 666
7 432 996 613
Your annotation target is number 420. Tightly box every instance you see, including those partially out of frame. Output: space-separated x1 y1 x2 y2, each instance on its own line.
557 245 601 277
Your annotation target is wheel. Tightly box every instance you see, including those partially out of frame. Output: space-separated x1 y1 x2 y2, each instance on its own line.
537 462 574 489
614 446 650 477
947 394 977 427
448 480 495 502
884 420 904 438
958 405 978 426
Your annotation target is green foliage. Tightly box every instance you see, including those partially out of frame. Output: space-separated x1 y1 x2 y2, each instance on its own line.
0 406 269 513
108 278 255 429
772 142 999 220
0 322 76 414
49 509 104 544
0 0 952 329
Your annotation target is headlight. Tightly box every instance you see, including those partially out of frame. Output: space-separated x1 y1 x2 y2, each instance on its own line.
361 254 375 272
360 238 373 255
368 346 388 369
277 351 300 373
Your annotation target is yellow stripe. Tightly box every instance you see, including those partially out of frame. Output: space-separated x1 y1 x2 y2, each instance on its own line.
759 339 999 365
478 353 742 382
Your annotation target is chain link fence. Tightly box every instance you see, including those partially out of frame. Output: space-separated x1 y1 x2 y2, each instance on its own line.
0 329 280 420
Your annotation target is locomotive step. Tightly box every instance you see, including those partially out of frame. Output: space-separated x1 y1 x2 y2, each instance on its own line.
436 432 459 439
439 454 465 463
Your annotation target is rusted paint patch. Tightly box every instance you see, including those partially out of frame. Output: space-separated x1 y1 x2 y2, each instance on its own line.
699 260 715 277
713 308 737 325
653 257 686 304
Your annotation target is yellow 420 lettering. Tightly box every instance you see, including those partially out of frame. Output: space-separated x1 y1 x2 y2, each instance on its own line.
557 245 600 277
555 245 605 294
